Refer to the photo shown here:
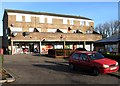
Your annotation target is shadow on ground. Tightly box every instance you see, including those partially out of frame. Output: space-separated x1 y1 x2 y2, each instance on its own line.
32 60 95 76
107 73 120 79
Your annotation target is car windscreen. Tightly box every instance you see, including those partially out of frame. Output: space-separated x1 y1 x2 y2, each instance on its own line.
88 52 104 60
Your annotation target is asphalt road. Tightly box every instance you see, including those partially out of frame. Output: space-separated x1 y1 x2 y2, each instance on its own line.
3 54 120 84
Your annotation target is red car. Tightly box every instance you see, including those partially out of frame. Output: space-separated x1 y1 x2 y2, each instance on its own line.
69 51 119 75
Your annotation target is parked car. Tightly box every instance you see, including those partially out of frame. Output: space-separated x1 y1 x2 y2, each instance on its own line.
69 51 119 76
75 48 87 51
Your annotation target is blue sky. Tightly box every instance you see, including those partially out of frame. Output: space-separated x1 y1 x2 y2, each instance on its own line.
0 2 119 36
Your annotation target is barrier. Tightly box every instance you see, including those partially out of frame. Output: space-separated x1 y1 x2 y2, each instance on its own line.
48 49 73 58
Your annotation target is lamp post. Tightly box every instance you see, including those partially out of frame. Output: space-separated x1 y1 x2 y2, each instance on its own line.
39 38 45 54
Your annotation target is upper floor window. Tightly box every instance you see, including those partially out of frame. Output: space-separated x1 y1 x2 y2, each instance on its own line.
16 15 22 22
25 15 31 22
47 17 52 24
10 27 22 32
86 29 92 34
63 19 68 24
86 21 90 26
40 15 45 23
80 21 84 26
47 29 56 33
70 20 74 25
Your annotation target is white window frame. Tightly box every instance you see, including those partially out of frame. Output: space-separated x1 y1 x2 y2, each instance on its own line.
70 20 74 25
47 17 52 24
10 27 22 32
29 28 34 32
47 29 56 32
25 15 31 22
37 28 41 32
60 29 67 33
63 19 67 24
80 21 84 26
40 15 45 23
16 15 22 22
86 21 90 26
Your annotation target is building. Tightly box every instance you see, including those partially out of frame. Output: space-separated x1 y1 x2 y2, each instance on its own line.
0 36 2 48
118 1 120 21
3 9 102 54
95 33 120 54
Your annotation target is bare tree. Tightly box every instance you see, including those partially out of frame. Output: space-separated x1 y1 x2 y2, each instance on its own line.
95 20 120 38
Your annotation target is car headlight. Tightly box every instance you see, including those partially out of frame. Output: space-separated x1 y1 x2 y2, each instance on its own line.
103 64 109 68
116 62 118 66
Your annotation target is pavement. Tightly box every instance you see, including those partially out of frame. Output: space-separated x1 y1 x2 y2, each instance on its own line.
2 53 120 84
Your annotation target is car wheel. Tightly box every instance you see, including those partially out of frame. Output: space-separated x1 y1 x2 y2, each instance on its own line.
93 68 99 76
69 64 75 70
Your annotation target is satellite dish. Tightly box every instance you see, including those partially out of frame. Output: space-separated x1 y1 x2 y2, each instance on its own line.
12 32 17 37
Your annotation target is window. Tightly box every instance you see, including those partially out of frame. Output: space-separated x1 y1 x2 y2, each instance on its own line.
88 52 104 60
37 28 41 32
86 21 90 26
59 29 67 33
16 15 22 22
47 17 52 24
25 15 31 22
70 20 74 25
80 54 88 61
63 19 67 24
47 29 56 32
10 27 22 32
72 53 80 59
86 29 92 34
40 15 45 23
29 28 34 32
80 21 84 26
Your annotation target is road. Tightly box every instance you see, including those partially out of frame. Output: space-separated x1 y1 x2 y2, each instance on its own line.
3 54 120 84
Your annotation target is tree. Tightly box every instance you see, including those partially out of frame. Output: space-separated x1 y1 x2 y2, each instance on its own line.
95 20 120 38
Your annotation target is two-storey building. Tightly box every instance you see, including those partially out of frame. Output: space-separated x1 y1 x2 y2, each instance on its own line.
3 9 102 54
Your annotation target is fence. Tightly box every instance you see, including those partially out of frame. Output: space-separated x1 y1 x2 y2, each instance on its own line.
48 49 73 58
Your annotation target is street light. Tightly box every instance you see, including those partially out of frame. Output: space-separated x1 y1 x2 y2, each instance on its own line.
39 38 45 54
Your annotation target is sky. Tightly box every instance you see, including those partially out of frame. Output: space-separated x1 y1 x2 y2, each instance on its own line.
0 1 119 36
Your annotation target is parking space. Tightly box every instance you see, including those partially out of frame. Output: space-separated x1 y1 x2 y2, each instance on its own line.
3 54 120 84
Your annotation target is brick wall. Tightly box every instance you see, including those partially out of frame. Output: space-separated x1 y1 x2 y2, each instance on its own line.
8 15 94 33
11 32 102 42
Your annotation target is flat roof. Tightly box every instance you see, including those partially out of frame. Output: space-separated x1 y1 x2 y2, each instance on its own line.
96 33 120 43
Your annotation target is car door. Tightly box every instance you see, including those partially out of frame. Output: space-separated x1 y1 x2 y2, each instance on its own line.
79 53 93 70
71 53 80 66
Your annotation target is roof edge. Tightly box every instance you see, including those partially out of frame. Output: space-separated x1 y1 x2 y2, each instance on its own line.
5 9 93 20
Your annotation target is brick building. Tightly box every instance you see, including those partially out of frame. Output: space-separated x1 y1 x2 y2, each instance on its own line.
0 36 2 48
3 9 102 54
